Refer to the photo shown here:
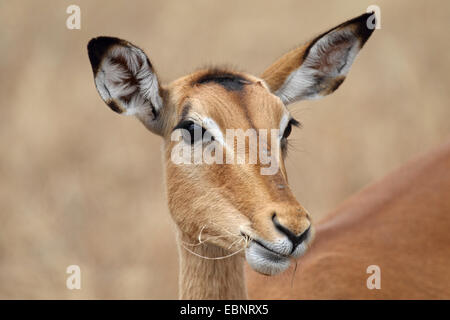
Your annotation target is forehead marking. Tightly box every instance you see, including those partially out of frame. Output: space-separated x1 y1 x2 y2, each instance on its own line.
194 71 252 91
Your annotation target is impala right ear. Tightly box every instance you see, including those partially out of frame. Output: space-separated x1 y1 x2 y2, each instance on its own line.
261 12 375 105
87 36 165 135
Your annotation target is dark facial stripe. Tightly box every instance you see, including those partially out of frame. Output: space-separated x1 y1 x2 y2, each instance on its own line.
194 70 252 91
180 104 191 120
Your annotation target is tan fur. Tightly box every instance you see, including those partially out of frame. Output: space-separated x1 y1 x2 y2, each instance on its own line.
178 234 247 299
261 44 309 92
160 70 310 299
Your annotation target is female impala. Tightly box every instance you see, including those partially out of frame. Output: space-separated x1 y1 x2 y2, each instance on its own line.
87 13 375 299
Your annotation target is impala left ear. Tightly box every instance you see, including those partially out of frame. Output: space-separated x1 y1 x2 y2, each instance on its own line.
261 12 376 105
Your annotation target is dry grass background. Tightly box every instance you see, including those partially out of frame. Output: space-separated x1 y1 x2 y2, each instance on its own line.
0 0 449 299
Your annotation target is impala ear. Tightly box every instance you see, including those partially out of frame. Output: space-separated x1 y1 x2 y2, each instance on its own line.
261 12 375 105
87 36 165 134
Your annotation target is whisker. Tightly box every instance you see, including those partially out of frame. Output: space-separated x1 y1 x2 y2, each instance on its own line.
198 225 206 243
228 237 245 250
208 220 239 237
290 259 298 288
181 222 241 247
181 243 245 260
181 221 248 259
181 234 237 247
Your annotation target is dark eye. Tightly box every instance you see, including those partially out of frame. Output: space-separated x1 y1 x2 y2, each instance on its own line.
282 118 300 140
174 120 206 144
281 118 301 147
282 123 292 139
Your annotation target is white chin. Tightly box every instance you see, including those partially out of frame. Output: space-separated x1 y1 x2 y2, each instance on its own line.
245 241 291 276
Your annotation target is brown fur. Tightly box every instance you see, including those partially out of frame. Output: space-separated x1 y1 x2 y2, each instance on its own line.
247 140 450 299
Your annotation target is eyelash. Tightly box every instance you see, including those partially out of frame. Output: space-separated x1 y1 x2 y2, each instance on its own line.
282 119 300 140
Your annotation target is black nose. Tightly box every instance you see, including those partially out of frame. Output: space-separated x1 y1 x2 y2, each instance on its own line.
272 214 310 252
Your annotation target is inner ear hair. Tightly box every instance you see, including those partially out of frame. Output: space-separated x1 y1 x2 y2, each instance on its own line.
87 36 165 134
261 12 375 105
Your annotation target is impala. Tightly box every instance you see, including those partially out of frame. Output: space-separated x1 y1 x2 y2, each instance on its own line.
86 13 394 299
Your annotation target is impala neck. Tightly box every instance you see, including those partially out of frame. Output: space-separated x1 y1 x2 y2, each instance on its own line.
177 233 247 299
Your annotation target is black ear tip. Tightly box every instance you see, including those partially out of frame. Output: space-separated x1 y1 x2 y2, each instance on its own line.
354 12 376 44
87 36 123 75
364 11 377 26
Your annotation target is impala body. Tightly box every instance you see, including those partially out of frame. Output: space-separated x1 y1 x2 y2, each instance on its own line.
248 140 450 299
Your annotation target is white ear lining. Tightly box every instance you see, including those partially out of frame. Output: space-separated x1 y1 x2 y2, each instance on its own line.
88 36 167 135
304 29 359 77
274 66 322 104
274 28 365 105
120 46 163 113
94 45 162 117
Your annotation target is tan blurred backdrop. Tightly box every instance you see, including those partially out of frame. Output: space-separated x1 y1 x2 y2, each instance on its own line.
0 0 449 299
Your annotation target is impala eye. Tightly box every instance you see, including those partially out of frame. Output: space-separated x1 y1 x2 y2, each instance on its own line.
173 120 206 144
282 123 292 139
282 118 300 140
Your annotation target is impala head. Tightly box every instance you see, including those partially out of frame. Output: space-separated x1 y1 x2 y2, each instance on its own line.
87 13 375 276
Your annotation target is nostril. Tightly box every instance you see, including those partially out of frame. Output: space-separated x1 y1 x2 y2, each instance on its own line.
272 214 310 252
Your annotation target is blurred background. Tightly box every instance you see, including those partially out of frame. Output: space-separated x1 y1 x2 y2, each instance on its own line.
0 0 449 299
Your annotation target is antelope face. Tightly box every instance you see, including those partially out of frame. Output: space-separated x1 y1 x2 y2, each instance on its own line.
87 13 374 275
164 70 313 275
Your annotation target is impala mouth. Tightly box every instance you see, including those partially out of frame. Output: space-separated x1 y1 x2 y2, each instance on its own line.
245 240 291 275
252 239 289 257
243 231 312 276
